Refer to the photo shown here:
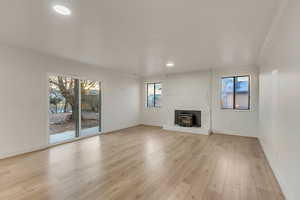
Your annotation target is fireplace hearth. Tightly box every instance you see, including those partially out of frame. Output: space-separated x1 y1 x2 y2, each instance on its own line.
175 110 201 128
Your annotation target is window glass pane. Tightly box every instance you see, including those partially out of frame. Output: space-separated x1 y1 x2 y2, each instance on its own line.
147 84 155 107
49 76 76 143
235 76 250 109
221 77 234 109
81 80 100 136
155 83 162 107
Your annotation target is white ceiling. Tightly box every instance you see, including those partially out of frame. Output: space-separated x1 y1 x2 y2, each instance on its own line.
0 0 279 76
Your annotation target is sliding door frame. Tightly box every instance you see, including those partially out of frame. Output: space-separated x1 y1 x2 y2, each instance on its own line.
47 73 103 145
75 79 80 137
79 79 102 136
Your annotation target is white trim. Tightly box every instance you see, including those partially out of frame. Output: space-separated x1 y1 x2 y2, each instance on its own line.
0 144 48 160
211 129 257 138
0 132 103 160
141 122 162 127
163 125 210 135
0 124 141 160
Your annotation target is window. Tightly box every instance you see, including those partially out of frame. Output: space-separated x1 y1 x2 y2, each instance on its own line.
221 77 234 109
221 76 250 110
147 83 162 107
235 76 250 109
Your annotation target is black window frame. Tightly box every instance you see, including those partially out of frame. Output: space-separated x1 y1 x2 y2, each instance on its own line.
146 82 161 108
221 75 250 110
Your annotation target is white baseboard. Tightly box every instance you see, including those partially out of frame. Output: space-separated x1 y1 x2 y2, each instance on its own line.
163 125 210 135
0 124 142 160
212 129 257 138
0 144 48 160
140 122 163 127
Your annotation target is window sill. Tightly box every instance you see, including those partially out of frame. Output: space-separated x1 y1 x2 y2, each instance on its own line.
146 107 161 109
220 108 252 112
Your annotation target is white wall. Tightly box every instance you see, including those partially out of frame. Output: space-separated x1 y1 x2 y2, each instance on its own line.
162 72 211 133
0 44 140 159
258 0 300 199
141 68 259 137
140 71 211 133
211 67 259 137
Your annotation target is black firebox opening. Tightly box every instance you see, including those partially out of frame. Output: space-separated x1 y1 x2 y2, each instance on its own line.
175 110 201 128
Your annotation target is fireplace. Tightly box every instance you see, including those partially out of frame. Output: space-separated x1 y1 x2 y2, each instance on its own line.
175 110 201 127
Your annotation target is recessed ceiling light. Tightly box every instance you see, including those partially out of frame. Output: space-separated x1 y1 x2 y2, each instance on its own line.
166 62 175 68
53 5 72 16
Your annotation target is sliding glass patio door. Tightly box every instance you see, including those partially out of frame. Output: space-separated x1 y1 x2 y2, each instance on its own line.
48 75 101 144
80 80 101 137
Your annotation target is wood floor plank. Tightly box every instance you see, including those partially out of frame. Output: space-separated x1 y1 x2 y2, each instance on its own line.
0 126 284 200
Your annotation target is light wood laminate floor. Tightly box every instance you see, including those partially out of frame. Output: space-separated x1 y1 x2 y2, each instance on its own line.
0 126 284 200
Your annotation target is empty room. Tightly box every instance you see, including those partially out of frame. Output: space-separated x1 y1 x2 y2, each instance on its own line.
0 0 299 199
